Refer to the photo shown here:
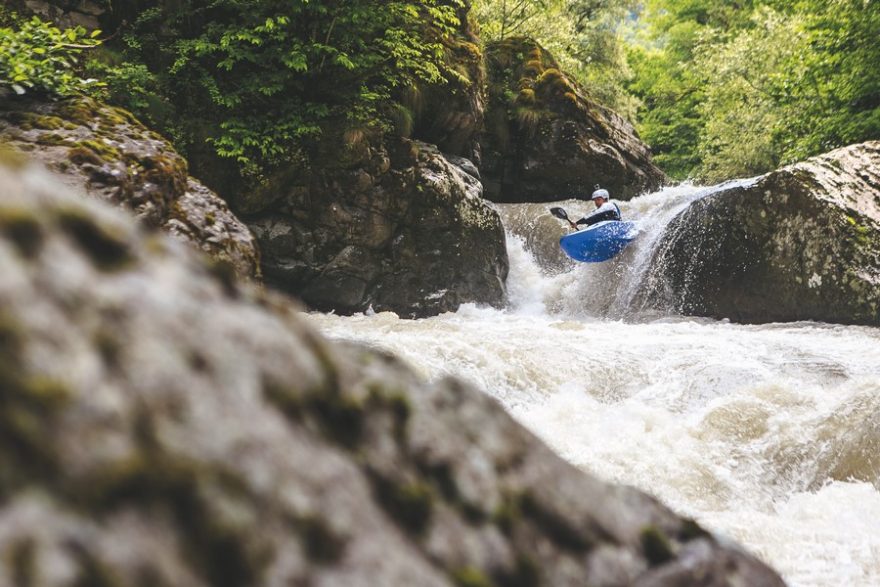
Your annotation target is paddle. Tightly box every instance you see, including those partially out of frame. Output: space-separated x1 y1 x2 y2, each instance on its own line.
550 206 577 230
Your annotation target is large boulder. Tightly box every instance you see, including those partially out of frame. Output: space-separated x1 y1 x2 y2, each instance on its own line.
0 96 260 279
639 141 880 325
479 38 667 203
248 140 508 317
0 158 785 587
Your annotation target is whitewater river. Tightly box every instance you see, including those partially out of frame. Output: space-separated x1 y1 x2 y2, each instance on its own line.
303 184 880 587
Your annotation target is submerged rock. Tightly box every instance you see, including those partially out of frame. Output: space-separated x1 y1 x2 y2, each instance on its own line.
642 141 880 325
0 160 784 586
0 96 260 279
480 38 666 203
249 139 508 318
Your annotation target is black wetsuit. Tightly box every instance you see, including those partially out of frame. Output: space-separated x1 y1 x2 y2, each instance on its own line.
575 201 622 227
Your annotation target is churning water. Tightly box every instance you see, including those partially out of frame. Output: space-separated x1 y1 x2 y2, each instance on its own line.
303 184 880 586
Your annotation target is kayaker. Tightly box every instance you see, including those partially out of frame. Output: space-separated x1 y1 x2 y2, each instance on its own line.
574 188 621 228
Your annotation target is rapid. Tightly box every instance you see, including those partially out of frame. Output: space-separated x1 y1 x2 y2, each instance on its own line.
302 184 880 587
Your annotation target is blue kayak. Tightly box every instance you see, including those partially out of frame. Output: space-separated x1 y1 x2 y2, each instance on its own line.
559 220 639 262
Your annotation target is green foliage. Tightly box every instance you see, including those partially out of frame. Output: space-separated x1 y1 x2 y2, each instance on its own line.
0 16 102 98
474 0 639 117
95 0 467 183
626 0 880 182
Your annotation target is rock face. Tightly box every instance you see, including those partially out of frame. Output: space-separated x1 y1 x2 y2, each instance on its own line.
5 0 107 30
480 38 666 203
0 159 785 587
411 1 486 163
248 140 508 318
640 141 880 325
0 96 260 279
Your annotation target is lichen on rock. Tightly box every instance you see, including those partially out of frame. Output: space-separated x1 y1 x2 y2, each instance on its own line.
0 95 260 279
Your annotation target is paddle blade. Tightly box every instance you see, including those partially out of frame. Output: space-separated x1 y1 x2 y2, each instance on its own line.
549 207 569 221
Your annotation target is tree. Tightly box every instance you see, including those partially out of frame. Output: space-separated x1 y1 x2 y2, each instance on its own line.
0 15 102 98
93 0 467 182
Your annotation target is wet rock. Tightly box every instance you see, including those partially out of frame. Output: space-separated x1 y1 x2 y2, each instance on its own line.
479 38 667 203
496 202 574 274
641 141 880 325
0 159 785 587
0 96 260 279
249 139 508 318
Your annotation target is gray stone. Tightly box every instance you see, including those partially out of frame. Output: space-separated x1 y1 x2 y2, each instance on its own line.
638 141 880 325
0 158 785 587
250 140 508 318
0 96 260 279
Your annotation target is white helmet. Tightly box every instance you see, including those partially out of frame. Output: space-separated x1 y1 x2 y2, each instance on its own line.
591 188 609 201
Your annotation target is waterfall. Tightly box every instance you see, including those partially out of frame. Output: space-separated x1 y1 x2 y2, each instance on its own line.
497 179 759 319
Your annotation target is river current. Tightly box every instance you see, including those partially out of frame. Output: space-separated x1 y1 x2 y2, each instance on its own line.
303 184 880 586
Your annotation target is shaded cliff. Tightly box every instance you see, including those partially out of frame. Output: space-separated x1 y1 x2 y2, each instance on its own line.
480 38 667 202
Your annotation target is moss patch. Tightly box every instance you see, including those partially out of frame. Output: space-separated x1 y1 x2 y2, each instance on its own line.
640 526 675 566
371 473 434 535
452 566 494 587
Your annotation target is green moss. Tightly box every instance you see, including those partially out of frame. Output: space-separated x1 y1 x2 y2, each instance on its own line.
55 207 135 272
57 99 102 127
0 209 43 258
36 132 72 147
491 494 521 536
451 567 494 587
68 146 104 166
77 139 121 162
373 475 434 535
640 526 675 566
110 107 140 126
31 115 66 131
516 89 536 106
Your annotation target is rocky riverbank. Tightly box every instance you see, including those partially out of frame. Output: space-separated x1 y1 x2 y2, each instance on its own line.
0 157 785 586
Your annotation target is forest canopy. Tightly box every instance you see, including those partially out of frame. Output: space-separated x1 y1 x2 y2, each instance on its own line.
477 0 880 182
2 0 876 185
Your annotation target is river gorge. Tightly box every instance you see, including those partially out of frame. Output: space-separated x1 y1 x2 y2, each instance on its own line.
304 184 880 587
